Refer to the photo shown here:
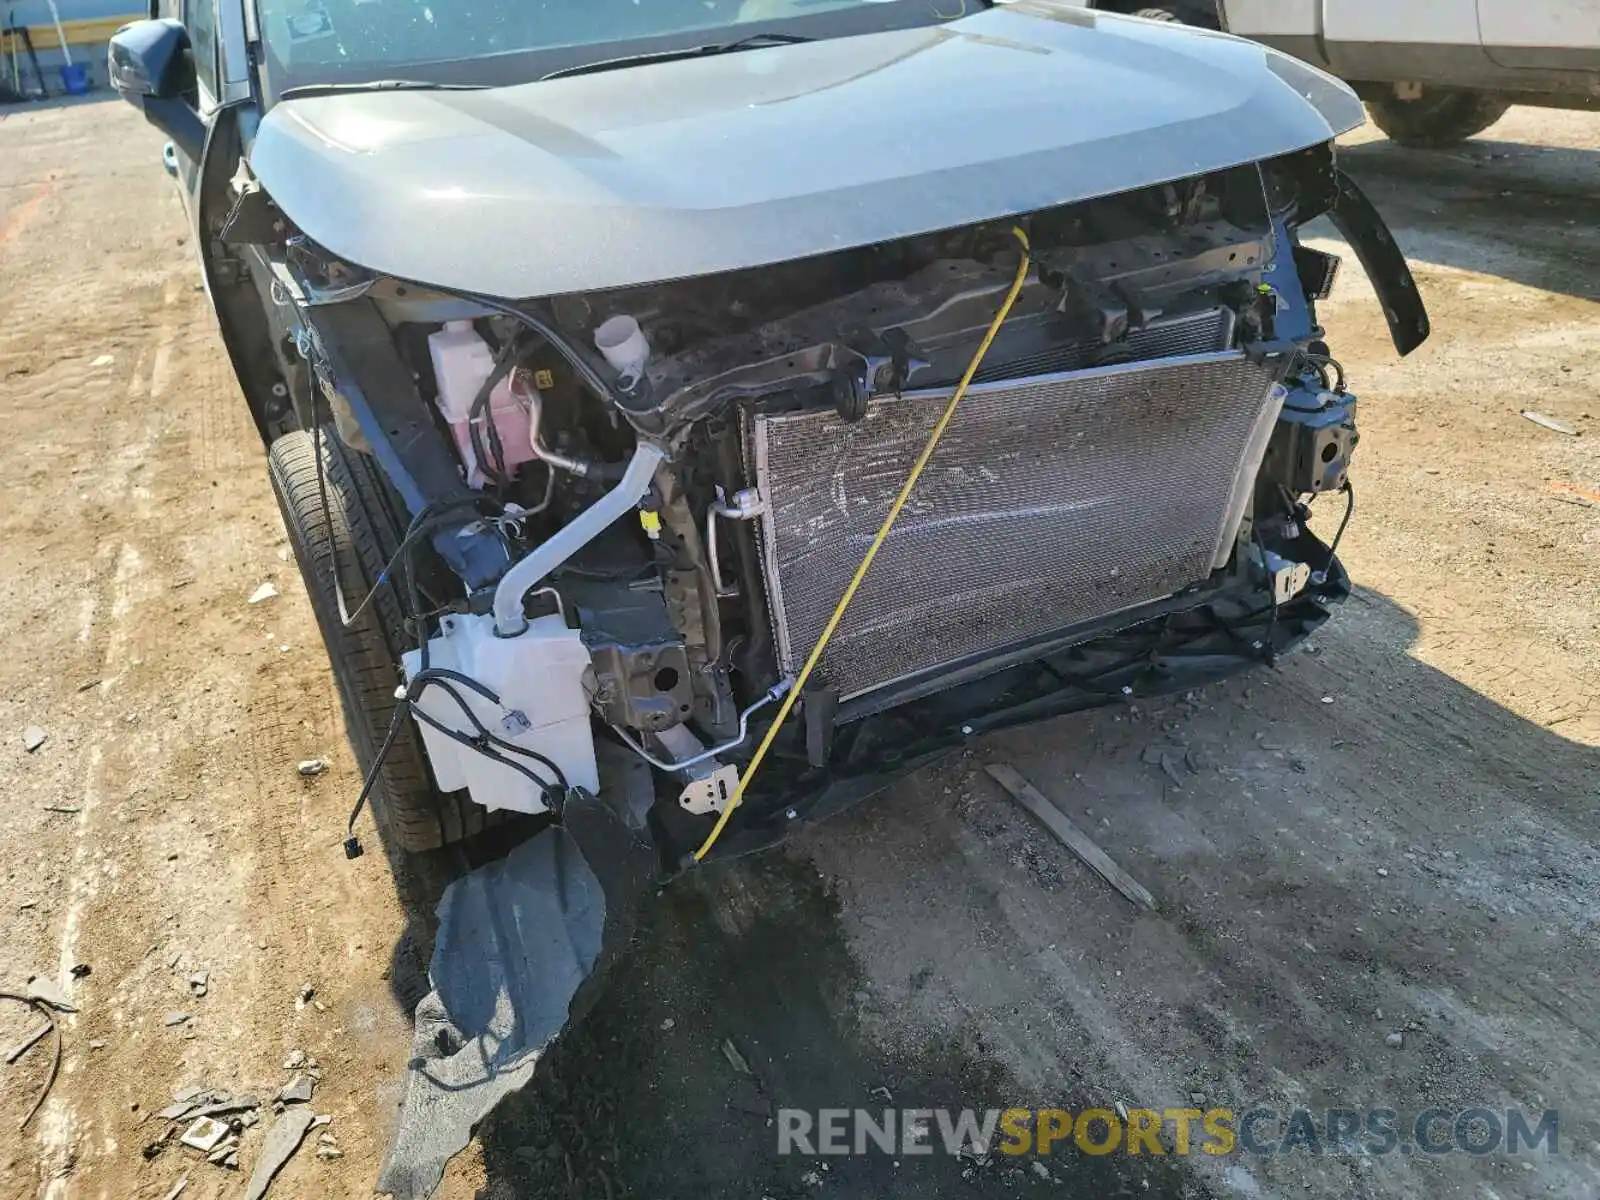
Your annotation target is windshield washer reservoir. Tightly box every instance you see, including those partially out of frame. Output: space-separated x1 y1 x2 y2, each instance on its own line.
401 612 599 813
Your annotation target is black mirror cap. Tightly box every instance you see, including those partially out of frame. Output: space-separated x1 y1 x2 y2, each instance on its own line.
108 18 193 101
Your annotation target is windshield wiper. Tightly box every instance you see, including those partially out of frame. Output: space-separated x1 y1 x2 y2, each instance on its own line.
543 32 814 81
279 79 490 100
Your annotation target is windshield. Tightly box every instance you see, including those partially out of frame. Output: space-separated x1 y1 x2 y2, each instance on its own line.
255 0 982 96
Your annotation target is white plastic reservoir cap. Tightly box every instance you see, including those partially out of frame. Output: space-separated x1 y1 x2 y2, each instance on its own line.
594 315 650 382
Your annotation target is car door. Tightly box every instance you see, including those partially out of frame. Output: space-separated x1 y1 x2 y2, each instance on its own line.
174 0 223 211
1317 0 1491 83
1476 0 1600 71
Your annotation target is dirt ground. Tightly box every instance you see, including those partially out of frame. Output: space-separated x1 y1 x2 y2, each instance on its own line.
1 97 1596 1200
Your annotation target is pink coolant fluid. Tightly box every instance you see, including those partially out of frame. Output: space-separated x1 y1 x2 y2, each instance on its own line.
426 320 536 488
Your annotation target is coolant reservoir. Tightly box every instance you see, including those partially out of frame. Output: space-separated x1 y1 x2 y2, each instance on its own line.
400 612 598 814
427 319 536 488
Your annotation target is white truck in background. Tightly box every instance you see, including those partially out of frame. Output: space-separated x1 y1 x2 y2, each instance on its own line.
1089 0 1599 145
1214 0 1600 145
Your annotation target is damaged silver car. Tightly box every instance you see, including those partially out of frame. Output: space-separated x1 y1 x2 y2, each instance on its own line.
110 0 1425 910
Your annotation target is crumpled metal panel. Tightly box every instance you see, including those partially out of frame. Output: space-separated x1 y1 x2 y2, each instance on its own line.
750 351 1283 701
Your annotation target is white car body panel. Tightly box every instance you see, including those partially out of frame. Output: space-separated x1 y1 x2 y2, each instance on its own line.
1220 0 1600 97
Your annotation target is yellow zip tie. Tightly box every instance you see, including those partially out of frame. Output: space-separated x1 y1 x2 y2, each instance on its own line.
692 226 1033 862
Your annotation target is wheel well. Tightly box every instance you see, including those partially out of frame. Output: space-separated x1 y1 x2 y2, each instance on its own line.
1090 0 1220 25
196 107 302 445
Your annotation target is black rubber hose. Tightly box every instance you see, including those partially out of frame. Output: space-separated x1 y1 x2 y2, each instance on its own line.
471 297 617 405
466 334 523 486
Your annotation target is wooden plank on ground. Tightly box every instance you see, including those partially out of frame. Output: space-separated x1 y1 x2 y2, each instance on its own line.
984 763 1157 911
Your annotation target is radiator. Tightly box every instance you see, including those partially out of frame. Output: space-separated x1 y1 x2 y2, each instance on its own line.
747 350 1285 702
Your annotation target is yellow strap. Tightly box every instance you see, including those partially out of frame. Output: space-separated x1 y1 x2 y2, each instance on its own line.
693 226 1033 862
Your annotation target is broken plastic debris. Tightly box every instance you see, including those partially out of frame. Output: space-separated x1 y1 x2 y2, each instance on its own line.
247 583 279 605
208 1140 239 1165
245 1109 316 1200
180 1116 230 1153
23 725 48 752
25 976 76 1012
1521 410 1578 436
296 759 328 777
720 1038 753 1076
91 354 115 367
4 1022 51 1065
279 1074 314 1104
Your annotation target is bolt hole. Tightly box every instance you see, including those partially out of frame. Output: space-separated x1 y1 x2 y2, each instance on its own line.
654 667 680 692
1321 442 1340 463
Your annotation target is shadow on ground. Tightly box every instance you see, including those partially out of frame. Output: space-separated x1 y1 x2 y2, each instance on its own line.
355 583 1600 1198
473 859 1204 1200
1338 137 1600 301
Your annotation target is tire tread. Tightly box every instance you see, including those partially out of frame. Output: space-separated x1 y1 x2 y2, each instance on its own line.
267 430 496 852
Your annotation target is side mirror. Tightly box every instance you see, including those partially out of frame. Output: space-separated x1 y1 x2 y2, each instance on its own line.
108 19 205 162
108 18 193 100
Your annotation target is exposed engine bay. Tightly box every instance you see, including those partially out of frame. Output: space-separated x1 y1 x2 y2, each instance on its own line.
229 142 1423 864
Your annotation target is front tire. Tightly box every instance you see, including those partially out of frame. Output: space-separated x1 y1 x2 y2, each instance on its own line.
1367 89 1511 148
267 429 497 852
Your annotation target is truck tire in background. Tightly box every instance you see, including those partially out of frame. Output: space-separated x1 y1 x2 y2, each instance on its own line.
268 429 497 853
1132 3 1219 28
1367 88 1513 147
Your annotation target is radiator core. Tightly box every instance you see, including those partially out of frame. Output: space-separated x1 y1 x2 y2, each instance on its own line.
747 350 1285 702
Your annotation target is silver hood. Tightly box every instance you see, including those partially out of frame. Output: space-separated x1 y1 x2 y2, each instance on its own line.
248 1 1362 298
